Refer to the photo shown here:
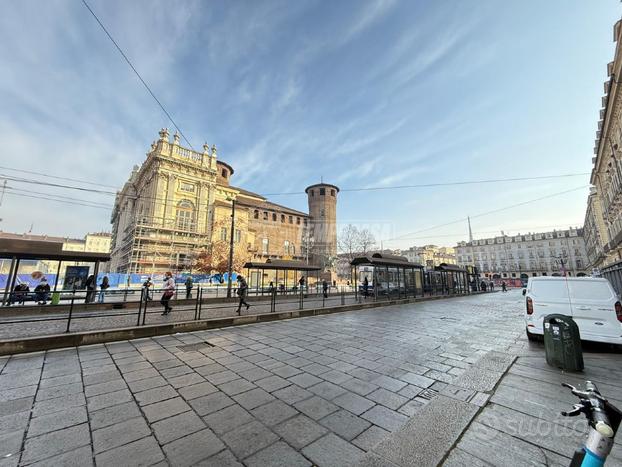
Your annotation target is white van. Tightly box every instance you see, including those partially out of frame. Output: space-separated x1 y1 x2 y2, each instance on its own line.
524 276 622 344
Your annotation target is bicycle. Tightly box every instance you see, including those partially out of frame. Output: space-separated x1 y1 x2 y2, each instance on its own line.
561 381 622 466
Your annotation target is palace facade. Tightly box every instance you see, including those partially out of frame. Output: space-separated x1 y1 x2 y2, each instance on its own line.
109 129 338 274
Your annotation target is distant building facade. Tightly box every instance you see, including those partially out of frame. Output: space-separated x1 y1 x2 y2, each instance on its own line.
403 245 456 269
456 228 588 278
109 129 338 274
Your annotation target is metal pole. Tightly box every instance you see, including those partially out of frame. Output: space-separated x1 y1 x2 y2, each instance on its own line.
2 257 16 306
66 294 75 333
271 289 276 313
7 259 20 305
137 287 144 326
354 266 358 302
198 288 203 320
194 286 200 320
53 260 62 292
142 289 148 325
226 199 236 298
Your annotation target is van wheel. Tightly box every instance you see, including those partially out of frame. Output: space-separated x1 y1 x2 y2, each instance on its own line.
526 328 542 342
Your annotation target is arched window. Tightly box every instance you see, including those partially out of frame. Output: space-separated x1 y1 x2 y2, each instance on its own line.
253 210 259 219
272 213 277 222
176 200 194 231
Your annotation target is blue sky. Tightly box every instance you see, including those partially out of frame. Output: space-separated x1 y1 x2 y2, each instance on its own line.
0 0 619 249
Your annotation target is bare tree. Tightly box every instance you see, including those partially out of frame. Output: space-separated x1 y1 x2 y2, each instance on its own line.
358 229 376 255
338 225 377 260
338 224 361 262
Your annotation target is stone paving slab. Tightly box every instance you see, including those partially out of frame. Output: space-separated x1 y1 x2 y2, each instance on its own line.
0 292 539 466
366 395 479 467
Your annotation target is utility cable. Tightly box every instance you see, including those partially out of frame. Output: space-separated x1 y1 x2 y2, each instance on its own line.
80 0 195 151
261 173 590 196
384 185 589 242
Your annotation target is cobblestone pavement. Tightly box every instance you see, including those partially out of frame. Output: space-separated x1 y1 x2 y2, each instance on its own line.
444 334 622 466
0 294 360 340
0 291 538 466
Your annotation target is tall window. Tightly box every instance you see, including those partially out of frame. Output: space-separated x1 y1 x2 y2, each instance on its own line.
272 213 277 221
281 214 285 223
220 227 227 241
253 210 259 219
176 200 194 231
235 229 241 243
330 189 335 196
320 188 325 195
284 240 290 255
289 215 293 224
262 238 269 255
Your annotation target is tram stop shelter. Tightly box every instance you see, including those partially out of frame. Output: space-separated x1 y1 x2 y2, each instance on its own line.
243 259 322 295
433 263 469 294
0 237 111 305
350 253 424 299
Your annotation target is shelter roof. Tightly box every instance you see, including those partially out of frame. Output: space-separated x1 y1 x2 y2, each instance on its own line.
350 252 423 268
243 259 321 271
0 238 110 262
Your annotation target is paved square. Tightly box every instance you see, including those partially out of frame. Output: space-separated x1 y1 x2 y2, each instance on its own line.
2 291 603 466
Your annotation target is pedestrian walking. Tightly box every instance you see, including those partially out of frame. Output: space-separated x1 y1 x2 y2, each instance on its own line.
298 276 305 296
185 276 193 299
489 281 494 292
363 276 369 297
98 276 110 303
160 272 175 315
268 281 275 294
480 280 487 292
501 281 507 292
34 278 50 305
322 279 328 298
85 274 96 303
143 277 153 301
236 275 250 314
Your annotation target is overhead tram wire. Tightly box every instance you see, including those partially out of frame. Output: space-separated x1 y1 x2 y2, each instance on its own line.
0 169 592 208
384 185 590 242
3 191 112 210
0 166 119 189
80 0 195 151
3 186 112 209
260 173 591 196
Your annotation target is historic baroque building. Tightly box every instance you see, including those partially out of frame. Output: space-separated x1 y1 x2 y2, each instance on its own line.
456 228 588 279
109 129 338 274
586 18 622 270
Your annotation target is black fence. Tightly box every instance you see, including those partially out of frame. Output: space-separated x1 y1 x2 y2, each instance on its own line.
0 281 486 340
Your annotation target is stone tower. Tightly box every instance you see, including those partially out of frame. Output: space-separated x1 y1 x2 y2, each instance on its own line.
305 183 339 271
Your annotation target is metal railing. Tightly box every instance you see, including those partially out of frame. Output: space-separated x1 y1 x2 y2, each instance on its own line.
0 284 479 340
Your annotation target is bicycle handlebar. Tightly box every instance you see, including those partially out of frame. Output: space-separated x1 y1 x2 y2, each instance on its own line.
561 381 621 439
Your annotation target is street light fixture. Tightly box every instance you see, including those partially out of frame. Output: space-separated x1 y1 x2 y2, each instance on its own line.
226 197 236 298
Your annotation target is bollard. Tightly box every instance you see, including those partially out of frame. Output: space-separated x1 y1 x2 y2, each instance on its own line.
270 290 276 313
136 288 144 326
341 289 345 306
66 295 75 333
299 290 303 310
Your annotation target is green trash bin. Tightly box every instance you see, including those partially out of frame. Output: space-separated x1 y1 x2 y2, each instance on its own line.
51 292 61 306
543 314 584 372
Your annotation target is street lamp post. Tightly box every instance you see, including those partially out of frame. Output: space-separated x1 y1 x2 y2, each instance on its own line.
226 198 236 298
